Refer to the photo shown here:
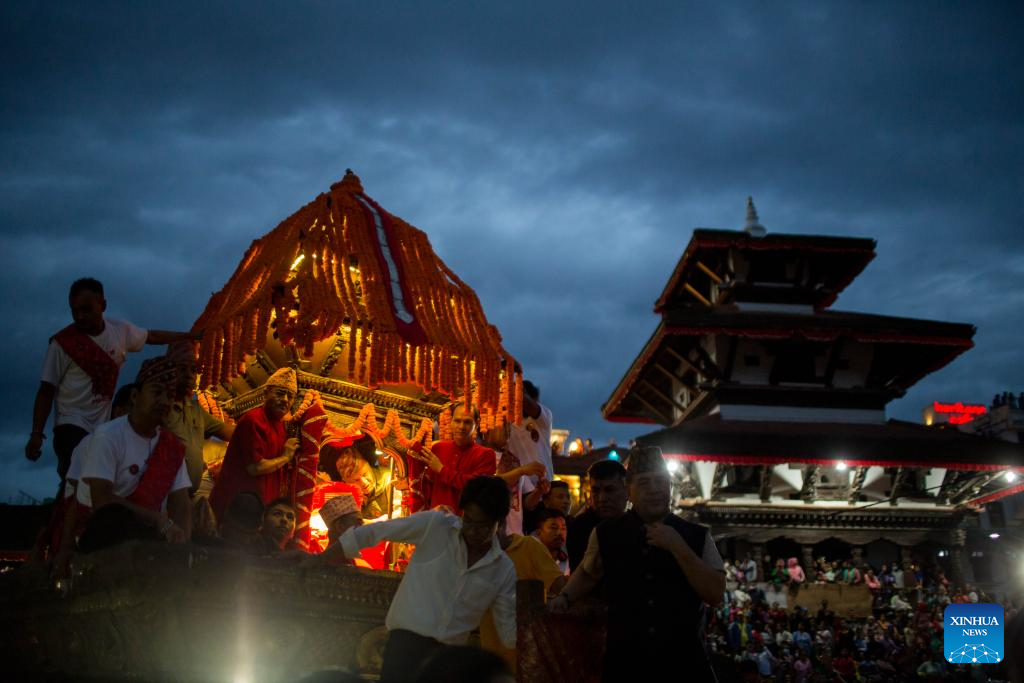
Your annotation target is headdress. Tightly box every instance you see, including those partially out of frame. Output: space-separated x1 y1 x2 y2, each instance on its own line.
135 356 179 391
319 493 360 527
625 445 668 475
265 367 298 394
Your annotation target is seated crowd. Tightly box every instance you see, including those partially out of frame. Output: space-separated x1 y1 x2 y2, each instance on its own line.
714 552 1019 682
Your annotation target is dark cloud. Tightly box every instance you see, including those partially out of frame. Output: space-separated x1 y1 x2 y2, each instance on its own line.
2 1 1022 499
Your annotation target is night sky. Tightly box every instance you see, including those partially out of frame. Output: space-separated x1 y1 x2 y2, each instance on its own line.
2 2 1022 501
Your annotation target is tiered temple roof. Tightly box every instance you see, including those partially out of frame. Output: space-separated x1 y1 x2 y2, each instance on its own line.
601 201 1023 524
603 204 975 426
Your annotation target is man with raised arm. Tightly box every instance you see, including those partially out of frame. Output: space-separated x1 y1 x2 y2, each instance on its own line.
507 380 553 480
408 403 496 513
316 476 516 683
26 277 198 489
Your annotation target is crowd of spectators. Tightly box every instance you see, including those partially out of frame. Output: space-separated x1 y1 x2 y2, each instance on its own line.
709 553 1020 682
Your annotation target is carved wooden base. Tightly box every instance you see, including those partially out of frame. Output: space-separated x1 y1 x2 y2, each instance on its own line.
0 542 400 682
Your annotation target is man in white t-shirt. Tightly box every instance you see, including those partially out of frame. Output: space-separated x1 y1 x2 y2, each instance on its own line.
506 380 553 481
77 356 193 550
48 383 136 575
488 422 546 536
25 277 198 488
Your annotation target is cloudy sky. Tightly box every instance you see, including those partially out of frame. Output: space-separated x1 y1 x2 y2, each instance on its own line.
2 2 1021 501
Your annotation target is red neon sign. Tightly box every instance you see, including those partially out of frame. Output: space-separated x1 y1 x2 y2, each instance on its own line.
933 401 987 425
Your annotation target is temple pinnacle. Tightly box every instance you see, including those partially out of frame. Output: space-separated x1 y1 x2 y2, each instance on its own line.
744 196 766 237
332 168 364 193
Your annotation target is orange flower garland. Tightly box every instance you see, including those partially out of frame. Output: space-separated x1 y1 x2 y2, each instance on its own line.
196 390 230 423
334 402 434 450
438 409 452 442
191 170 521 425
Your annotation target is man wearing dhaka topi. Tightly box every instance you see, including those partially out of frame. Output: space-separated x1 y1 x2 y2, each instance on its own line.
162 340 235 493
208 367 300 520
76 356 193 548
26 278 199 490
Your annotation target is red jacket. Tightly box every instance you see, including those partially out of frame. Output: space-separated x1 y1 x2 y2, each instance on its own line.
209 406 287 520
425 441 496 513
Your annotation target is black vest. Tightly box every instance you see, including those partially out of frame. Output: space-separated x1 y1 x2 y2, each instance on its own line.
597 510 714 680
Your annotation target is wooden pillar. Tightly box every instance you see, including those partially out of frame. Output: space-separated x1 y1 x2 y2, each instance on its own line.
899 545 915 589
949 528 971 587
802 545 816 577
751 542 766 581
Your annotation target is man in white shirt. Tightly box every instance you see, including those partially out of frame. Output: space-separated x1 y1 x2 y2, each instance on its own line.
25 277 198 489
317 476 516 683
77 356 193 551
892 564 905 589
48 383 135 575
507 380 553 481
740 553 758 584
488 422 545 536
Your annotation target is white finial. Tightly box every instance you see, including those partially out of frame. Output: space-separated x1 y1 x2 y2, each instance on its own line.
745 196 766 237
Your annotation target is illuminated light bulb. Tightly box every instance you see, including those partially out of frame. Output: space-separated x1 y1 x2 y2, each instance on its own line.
608 450 619 461
568 440 580 455
1006 471 1018 483
666 460 679 473
989 532 1000 539
836 461 848 471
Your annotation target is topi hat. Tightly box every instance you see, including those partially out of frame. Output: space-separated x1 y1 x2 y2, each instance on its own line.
625 445 669 475
319 493 360 527
265 367 298 394
135 356 179 392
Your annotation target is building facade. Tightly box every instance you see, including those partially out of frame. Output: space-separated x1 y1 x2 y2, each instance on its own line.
601 201 1024 589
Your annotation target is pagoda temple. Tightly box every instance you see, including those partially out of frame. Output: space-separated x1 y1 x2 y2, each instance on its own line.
602 200 1024 584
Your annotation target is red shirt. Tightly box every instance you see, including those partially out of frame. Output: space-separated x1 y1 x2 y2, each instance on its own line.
425 440 496 513
209 406 287 519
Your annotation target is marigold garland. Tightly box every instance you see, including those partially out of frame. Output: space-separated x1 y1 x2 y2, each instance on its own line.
196 390 230 423
438 409 452 442
191 170 522 426
287 389 322 423
329 402 433 450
